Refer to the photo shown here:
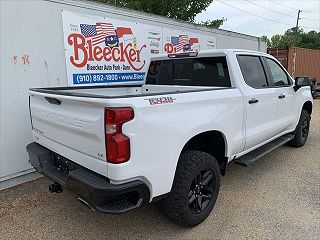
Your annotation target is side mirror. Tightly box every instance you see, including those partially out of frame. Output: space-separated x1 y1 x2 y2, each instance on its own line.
294 77 312 92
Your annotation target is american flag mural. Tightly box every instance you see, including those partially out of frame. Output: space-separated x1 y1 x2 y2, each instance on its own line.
171 35 190 52
80 22 116 46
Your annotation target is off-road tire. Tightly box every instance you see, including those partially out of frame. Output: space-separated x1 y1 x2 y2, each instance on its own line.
162 150 221 227
288 109 310 147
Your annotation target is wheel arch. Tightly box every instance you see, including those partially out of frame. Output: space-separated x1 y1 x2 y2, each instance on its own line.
181 130 229 175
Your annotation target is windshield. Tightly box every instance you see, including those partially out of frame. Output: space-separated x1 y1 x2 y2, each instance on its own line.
146 57 231 87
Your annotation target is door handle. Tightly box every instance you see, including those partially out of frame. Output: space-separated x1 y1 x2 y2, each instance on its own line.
278 94 286 99
248 98 259 104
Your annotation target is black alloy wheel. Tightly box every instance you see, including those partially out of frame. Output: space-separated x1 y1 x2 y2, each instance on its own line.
188 169 214 214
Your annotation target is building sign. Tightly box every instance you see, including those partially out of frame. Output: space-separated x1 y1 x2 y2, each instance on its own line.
62 11 216 86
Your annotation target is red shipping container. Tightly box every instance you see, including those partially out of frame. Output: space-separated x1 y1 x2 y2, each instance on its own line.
268 47 320 84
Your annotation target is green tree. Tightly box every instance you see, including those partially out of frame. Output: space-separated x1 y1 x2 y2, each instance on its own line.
282 27 303 47
269 34 284 48
261 35 270 47
263 27 320 50
93 0 214 22
201 18 226 29
300 31 320 50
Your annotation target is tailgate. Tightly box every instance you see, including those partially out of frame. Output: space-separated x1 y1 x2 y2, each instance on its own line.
29 91 106 161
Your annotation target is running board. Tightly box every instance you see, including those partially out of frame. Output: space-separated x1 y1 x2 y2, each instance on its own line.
234 134 294 167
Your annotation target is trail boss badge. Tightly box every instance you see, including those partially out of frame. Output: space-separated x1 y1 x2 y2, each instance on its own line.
145 96 176 105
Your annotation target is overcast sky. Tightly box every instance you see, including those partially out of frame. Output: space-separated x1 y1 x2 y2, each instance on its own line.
195 0 320 38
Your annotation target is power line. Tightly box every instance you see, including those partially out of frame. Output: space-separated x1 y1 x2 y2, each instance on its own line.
245 0 296 18
267 0 308 12
216 0 292 26
301 17 320 22
209 15 272 34
267 0 301 11
246 0 320 22
216 0 317 30
267 0 317 14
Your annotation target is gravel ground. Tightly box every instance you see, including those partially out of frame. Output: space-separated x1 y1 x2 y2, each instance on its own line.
1 100 319 240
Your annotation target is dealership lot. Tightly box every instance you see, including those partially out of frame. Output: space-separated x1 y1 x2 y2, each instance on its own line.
1 100 319 240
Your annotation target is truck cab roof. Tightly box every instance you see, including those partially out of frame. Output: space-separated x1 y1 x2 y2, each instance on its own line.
150 49 271 61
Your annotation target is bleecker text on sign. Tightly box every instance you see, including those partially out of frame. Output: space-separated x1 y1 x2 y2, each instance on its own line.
68 34 146 71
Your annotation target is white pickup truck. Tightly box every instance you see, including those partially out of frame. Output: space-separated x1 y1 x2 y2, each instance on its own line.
27 49 313 227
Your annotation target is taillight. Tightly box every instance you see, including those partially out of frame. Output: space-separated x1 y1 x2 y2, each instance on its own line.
105 107 134 164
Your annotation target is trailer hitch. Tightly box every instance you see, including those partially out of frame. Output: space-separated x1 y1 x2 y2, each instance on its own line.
49 182 63 193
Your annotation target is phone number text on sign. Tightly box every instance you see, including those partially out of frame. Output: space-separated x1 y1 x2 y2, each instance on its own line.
73 72 145 85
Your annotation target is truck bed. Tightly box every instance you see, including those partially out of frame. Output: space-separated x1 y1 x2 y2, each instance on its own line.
29 84 222 99
28 83 228 174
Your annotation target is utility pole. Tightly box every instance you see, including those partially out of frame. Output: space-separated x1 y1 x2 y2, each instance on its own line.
294 9 302 47
295 10 302 31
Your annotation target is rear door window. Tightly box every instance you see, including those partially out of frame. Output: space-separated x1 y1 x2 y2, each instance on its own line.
146 57 231 87
237 55 268 88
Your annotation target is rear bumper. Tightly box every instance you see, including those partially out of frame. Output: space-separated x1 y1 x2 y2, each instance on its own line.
26 142 150 214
